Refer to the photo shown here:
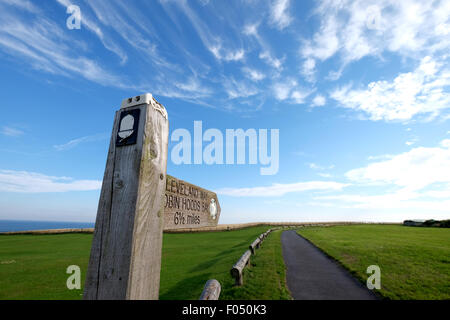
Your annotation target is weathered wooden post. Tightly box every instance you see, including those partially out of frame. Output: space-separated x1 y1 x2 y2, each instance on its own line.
199 279 221 300
230 250 252 286
84 93 169 300
249 238 261 255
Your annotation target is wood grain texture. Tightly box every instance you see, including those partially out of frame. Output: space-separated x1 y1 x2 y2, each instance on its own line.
249 238 261 255
163 175 221 230
84 109 122 300
231 249 251 286
199 279 221 300
84 99 169 300
127 99 169 300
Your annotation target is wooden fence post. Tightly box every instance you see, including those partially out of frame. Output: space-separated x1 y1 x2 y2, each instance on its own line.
231 250 252 286
84 93 169 300
199 279 221 300
249 238 261 255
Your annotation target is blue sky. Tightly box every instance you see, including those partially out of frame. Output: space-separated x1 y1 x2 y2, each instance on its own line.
0 0 449 223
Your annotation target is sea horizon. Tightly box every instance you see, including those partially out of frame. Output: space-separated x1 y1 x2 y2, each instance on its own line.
0 219 95 233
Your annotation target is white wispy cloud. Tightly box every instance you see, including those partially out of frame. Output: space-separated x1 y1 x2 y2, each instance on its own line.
301 0 450 80
314 192 450 212
301 15 339 64
0 1 215 103
309 163 335 170
56 0 128 64
1 126 24 137
0 170 101 193
223 77 259 99
85 0 173 68
242 67 265 81
269 0 292 30
346 139 450 191
0 5 125 87
259 51 283 70
367 154 395 161
312 95 326 107
272 79 313 104
301 58 316 82
243 22 284 70
273 80 294 100
2 0 447 118
171 76 214 99
317 173 333 178
168 0 245 64
218 180 348 197
330 56 450 121
291 89 311 104
312 139 450 212
243 23 259 37
1 0 39 13
210 46 245 62
53 133 109 151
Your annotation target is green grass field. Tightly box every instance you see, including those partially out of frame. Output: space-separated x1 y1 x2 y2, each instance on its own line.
1 224 449 300
297 225 450 300
0 226 289 300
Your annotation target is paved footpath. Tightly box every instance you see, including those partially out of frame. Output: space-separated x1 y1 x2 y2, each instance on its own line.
281 230 377 300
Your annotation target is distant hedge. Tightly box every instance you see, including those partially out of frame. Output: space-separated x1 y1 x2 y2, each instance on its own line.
404 219 450 228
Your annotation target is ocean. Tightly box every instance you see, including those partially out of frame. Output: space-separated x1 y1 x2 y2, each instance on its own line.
0 220 95 233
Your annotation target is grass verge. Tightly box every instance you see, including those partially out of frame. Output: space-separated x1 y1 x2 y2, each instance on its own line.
297 224 450 300
0 226 290 300
220 230 291 300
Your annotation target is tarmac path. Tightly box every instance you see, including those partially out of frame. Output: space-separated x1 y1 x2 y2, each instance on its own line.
281 230 377 300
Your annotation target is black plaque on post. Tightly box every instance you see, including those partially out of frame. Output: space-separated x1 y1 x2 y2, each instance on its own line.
116 108 140 147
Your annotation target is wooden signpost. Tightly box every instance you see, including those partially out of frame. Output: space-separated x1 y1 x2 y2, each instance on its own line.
84 93 221 300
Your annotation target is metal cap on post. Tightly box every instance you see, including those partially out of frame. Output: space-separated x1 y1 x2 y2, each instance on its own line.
84 93 169 300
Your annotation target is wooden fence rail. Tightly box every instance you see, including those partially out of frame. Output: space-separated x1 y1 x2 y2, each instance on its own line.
230 227 282 286
199 279 221 300
249 238 261 255
230 250 252 286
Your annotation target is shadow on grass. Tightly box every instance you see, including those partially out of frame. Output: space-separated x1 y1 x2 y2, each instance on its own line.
188 245 248 273
159 273 212 300
188 257 222 272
